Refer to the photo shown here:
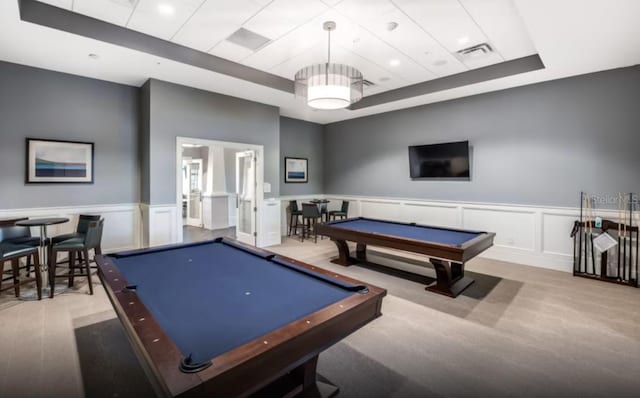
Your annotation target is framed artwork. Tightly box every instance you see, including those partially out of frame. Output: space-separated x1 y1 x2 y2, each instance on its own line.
284 157 308 183
26 138 94 184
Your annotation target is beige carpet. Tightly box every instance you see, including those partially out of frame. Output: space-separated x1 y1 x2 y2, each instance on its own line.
1 237 639 397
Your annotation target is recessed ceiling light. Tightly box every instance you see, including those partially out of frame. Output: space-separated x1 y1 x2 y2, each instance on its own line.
433 59 448 66
458 36 469 45
157 3 175 16
379 77 391 82
88 53 99 60
386 22 399 31
389 59 400 67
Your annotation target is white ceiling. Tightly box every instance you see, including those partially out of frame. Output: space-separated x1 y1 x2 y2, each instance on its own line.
34 0 537 96
1 0 640 124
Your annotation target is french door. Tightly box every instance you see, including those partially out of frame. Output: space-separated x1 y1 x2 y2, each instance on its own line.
185 159 203 227
235 151 256 245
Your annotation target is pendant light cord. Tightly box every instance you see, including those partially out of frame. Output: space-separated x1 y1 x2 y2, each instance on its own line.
325 28 331 85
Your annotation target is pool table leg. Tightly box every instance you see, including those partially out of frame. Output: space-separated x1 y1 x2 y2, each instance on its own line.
255 355 338 398
425 259 474 298
329 239 358 266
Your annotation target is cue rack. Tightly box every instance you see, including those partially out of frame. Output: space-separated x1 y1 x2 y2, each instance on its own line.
571 192 638 287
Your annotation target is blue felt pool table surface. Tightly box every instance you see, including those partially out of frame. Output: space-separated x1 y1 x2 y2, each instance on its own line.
108 240 363 364
328 218 482 246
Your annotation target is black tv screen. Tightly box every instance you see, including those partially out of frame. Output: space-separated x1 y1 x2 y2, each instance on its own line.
408 141 470 178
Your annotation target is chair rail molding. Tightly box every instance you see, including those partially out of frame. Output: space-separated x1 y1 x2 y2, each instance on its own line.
0 203 140 253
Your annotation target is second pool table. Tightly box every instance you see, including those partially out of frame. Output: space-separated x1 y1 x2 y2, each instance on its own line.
315 217 495 298
96 238 386 398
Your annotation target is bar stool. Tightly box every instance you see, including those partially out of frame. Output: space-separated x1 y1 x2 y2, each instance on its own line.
288 201 303 237
329 201 350 220
52 214 103 256
301 203 322 243
0 220 41 277
0 242 42 300
49 219 103 297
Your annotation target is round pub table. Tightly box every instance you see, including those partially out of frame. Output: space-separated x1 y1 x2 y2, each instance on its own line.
16 217 70 292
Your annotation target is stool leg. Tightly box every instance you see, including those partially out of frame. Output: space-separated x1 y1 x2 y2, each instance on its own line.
68 251 76 288
26 255 31 277
288 213 293 237
49 249 56 298
11 259 20 298
33 252 42 300
84 249 93 295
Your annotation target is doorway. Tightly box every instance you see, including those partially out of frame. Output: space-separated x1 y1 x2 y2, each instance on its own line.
182 157 203 227
176 137 264 246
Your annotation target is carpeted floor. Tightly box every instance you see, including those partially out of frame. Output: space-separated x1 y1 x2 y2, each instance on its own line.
1 237 639 397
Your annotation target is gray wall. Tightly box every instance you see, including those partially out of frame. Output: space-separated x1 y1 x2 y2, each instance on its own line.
145 79 280 204
324 66 640 207
139 80 151 204
280 116 324 196
224 147 239 193
0 61 139 208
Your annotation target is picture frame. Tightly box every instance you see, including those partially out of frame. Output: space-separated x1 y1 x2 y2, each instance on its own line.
284 157 308 183
25 138 95 184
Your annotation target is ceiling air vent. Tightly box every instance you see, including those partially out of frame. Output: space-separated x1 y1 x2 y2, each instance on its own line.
456 43 493 59
226 28 271 52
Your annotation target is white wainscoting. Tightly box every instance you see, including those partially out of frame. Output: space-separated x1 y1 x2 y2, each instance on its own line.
0 203 140 253
141 203 179 248
279 195 639 273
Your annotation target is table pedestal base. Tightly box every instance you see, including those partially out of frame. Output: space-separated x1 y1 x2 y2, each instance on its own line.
252 356 338 398
330 240 475 298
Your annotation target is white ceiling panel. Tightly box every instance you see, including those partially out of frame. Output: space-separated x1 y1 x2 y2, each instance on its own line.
261 0 328 24
172 0 264 52
320 0 345 6
241 9 337 71
392 0 488 53
127 0 205 40
209 40 255 62
333 0 396 21
333 22 434 84
73 0 136 26
336 1 467 77
242 8 300 40
243 0 328 40
460 0 536 60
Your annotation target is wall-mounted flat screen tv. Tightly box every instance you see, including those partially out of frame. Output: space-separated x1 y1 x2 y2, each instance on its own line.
408 141 470 179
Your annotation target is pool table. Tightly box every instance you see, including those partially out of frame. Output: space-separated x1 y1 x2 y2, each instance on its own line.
315 217 495 298
96 238 386 398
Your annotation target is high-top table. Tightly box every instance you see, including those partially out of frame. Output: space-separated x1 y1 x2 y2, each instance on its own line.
16 217 70 291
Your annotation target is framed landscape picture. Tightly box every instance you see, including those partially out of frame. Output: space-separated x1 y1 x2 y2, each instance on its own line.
26 138 94 184
284 157 308 183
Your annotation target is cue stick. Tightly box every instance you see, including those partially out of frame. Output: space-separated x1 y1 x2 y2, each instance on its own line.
584 193 591 274
578 192 584 273
588 195 596 275
629 194 640 287
627 192 632 281
617 192 623 280
622 194 628 281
